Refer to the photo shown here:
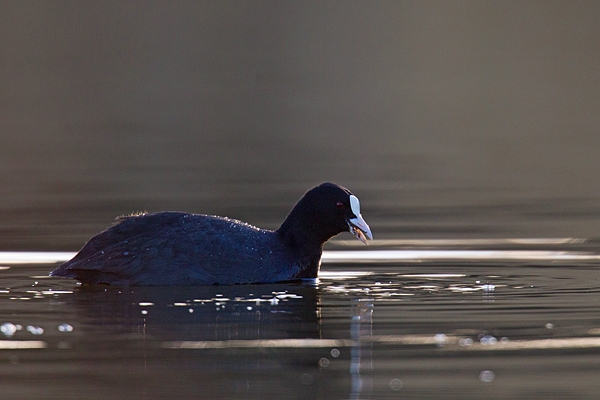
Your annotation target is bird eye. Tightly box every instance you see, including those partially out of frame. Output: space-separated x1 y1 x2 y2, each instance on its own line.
336 202 345 209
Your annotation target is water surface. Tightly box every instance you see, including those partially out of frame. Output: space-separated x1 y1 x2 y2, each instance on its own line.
3 2 600 398
1 242 600 399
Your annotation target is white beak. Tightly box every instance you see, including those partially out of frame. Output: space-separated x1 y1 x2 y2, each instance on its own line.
347 195 373 245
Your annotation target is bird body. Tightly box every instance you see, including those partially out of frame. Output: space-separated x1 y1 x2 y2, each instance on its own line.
50 183 372 286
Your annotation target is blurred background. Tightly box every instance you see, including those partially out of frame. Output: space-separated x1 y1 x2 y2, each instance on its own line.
1 0 600 249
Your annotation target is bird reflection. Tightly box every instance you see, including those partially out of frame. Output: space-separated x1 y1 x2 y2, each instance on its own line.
59 283 325 398
68 283 320 342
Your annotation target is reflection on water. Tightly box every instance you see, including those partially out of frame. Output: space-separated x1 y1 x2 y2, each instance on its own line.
0 245 600 398
350 299 373 399
323 249 600 262
3 236 600 264
0 252 76 264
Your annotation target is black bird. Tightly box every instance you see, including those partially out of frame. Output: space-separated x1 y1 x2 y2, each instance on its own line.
50 182 372 286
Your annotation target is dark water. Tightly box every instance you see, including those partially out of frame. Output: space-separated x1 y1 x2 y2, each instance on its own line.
2 239 600 399
3 172 600 400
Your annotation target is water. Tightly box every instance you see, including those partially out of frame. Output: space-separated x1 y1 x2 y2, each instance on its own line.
2 240 600 399
3 2 600 398
4 146 600 400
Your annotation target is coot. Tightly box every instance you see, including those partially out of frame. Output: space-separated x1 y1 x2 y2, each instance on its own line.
50 182 372 286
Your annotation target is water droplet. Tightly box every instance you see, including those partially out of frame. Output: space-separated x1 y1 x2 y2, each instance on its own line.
1 322 17 337
482 284 495 292
330 348 340 358
58 323 73 333
26 325 44 335
318 357 330 367
434 333 448 346
479 370 495 382
480 335 498 345
389 378 403 391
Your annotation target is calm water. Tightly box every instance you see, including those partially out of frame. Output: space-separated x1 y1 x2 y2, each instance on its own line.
4 1 600 398
4 170 600 400
1 239 600 399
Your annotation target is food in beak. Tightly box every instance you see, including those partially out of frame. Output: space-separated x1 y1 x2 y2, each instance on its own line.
350 224 369 245
347 217 373 245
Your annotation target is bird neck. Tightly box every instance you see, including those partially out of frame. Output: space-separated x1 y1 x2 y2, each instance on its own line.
276 208 329 278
